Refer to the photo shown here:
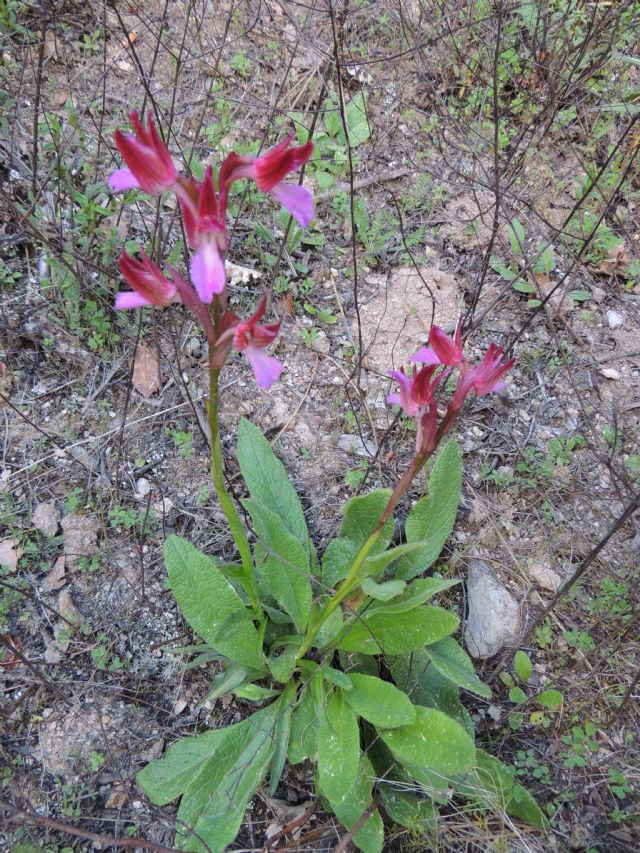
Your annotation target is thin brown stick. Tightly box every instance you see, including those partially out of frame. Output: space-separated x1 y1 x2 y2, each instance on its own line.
332 797 381 852
0 800 181 853
263 799 320 850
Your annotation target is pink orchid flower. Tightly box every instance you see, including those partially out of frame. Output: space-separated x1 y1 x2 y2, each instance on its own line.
217 296 283 389
220 135 314 227
178 166 228 303
109 111 178 195
451 343 514 409
387 363 447 451
410 321 465 369
115 249 180 309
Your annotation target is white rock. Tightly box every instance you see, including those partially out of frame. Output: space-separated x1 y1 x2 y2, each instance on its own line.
526 560 562 592
135 477 151 497
32 501 60 537
337 433 376 457
600 367 621 380
465 558 521 659
605 309 624 330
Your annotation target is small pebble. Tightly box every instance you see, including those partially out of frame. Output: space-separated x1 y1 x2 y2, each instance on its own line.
136 477 151 497
600 367 621 380
605 309 624 330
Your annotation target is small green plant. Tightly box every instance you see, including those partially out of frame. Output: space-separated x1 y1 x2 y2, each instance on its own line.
170 428 194 459
559 722 598 769
89 751 106 771
344 460 369 491
91 635 126 672
501 651 563 730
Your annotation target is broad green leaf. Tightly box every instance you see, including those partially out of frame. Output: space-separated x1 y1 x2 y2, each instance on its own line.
205 664 262 703
508 686 527 704
345 92 370 147
325 95 342 138
267 644 299 684
322 489 394 588
237 419 315 566
533 243 555 274
379 781 438 833
269 681 295 795
244 498 312 633
344 674 415 728
311 596 344 647
453 749 546 828
425 637 492 699
318 690 360 803
288 685 317 764
537 689 563 711
339 650 379 677
359 542 433 578
368 577 459 615
339 606 459 654
490 256 518 280
233 683 281 701
396 441 462 580
361 578 406 601
512 279 535 294
329 755 384 853
381 706 475 777
165 536 265 670
323 667 353 690
388 651 473 735
507 218 525 255
174 703 280 851
514 650 532 684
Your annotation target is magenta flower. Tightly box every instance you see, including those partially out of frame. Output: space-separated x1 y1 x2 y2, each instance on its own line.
115 249 179 309
220 136 314 227
109 111 178 195
387 363 446 451
177 166 228 302
219 295 283 389
450 343 514 410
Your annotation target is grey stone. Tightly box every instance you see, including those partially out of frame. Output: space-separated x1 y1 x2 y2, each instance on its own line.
465 559 521 659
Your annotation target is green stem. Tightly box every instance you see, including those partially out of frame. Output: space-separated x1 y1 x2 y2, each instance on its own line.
296 445 433 660
208 356 263 620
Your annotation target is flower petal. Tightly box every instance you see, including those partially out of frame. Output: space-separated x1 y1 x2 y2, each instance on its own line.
115 291 152 309
108 168 140 191
386 393 401 407
409 346 441 365
244 345 283 389
190 240 226 302
269 182 314 227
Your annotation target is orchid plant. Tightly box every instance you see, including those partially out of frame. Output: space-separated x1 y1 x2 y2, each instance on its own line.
108 111 541 852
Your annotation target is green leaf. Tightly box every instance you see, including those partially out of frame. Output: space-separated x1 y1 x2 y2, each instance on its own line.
165 536 265 670
508 686 527 704
288 685 317 764
205 664 261 702
507 218 525 256
269 681 295 795
388 651 473 735
174 703 280 852
233 684 281 701
345 92 370 147
325 96 342 138
453 750 546 828
490 256 518 280
533 243 555 274
343 674 416 728
318 690 360 803
339 606 459 654
568 288 592 302
237 419 315 566
323 667 353 690
500 671 515 689
244 498 312 633
361 578 406 601
329 755 384 853
323 489 394 587
360 542 433 579
379 777 438 833
267 644 299 684
512 279 535 294
425 637 492 699
367 577 460 615
381 706 476 777
310 595 344 647
537 689 563 711
514 650 532 684
396 441 462 580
